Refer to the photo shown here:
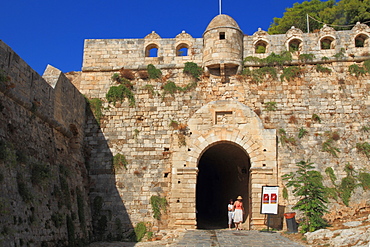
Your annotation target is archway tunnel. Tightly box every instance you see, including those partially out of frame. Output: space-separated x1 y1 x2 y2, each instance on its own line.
196 141 250 229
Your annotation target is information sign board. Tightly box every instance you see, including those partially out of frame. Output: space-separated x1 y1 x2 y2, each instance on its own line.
260 186 279 214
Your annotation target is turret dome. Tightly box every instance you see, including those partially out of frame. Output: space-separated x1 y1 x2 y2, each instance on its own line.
204 14 241 34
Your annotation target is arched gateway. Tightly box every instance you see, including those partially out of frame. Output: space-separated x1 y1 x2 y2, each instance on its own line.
169 100 277 230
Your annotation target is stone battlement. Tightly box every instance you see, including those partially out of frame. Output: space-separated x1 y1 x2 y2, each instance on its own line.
82 15 370 72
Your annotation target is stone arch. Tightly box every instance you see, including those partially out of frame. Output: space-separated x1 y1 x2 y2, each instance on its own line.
320 36 335 49
176 43 190 56
355 33 369 48
287 38 303 52
145 43 159 57
254 39 268 54
169 100 277 230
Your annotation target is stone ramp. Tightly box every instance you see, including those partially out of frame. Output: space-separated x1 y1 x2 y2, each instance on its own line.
88 229 305 247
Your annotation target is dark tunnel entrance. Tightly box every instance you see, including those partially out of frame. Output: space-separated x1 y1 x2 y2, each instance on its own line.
196 141 250 229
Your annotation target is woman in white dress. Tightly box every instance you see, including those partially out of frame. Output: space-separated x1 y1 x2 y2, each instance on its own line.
233 196 245 230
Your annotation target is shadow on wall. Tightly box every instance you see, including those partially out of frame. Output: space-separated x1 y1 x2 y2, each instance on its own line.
84 105 136 242
265 205 285 230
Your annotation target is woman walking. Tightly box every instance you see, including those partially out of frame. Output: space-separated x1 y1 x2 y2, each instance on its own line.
233 196 244 230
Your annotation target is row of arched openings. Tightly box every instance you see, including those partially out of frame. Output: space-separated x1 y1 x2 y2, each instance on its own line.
254 34 369 54
145 43 190 57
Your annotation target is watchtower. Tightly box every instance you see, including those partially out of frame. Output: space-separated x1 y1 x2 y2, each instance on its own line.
202 14 244 82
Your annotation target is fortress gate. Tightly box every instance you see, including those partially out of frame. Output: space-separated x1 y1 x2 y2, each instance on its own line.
169 100 277 229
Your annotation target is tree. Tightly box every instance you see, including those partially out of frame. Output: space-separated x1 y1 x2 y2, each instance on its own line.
268 0 370 34
283 160 329 233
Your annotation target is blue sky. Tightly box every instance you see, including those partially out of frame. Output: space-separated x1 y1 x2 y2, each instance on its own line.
1 0 305 75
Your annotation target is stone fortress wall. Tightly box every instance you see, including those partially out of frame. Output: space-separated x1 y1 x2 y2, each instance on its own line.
0 13 370 244
76 14 370 235
0 41 94 246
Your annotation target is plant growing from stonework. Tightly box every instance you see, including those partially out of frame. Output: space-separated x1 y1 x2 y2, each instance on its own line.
348 64 366 77
113 153 128 170
133 222 147 242
311 114 321 123
264 101 277 111
87 98 103 123
315 64 331 74
280 66 302 82
150 195 167 220
278 128 296 146
322 138 340 158
106 84 135 106
0 69 10 83
147 64 162 79
363 59 370 73
161 80 197 98
298 53 315 63
298 127 308 139
242 67 277 83
356 142 370 158
282 160 328 233
183 62 202 80
324 164 370 206
333 48 346 60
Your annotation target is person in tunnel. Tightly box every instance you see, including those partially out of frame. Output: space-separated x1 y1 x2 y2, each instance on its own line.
233 196 245 230
228 199 234 230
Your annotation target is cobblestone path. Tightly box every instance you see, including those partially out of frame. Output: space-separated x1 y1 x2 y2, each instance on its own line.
89 229 306 247
174 229 305 247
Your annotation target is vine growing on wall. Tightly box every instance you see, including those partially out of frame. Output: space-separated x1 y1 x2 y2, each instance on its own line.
87 98 103 124
150 195 167 220
183 62 202 80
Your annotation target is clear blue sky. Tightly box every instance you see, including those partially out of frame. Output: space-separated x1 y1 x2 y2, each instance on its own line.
1 0 304 75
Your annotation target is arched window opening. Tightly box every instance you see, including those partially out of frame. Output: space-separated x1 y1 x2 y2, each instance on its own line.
355 34 369 48
289 39 302 52
176 44 189 56
145 44 159 57
255 40 267 54
320 37 334 50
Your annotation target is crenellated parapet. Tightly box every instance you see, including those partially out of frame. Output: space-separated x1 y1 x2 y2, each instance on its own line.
82 16 369 75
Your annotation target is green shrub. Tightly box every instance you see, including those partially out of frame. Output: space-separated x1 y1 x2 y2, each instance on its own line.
147 64 162 79
0 70 10 83
356 142 370 158
283 160 328 233
358 172 370 190
348 64 366 77
264 101 277 111
113 153 128 170
242 67 277 83
298 53 315 63
150 195 167 220
333 48 345 59
142 84 156 96
298 127 308 139
312 114 321 123
183 62 202 79
280 66 302 82
316 64 331 74
106 84 135 106
322 139 340 158
363 59 370 73
88 98 103 123
162 81 197 98
255 45 266 53
133 222 147 242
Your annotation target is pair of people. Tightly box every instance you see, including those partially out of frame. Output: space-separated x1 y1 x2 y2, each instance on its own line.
228 196 244 230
